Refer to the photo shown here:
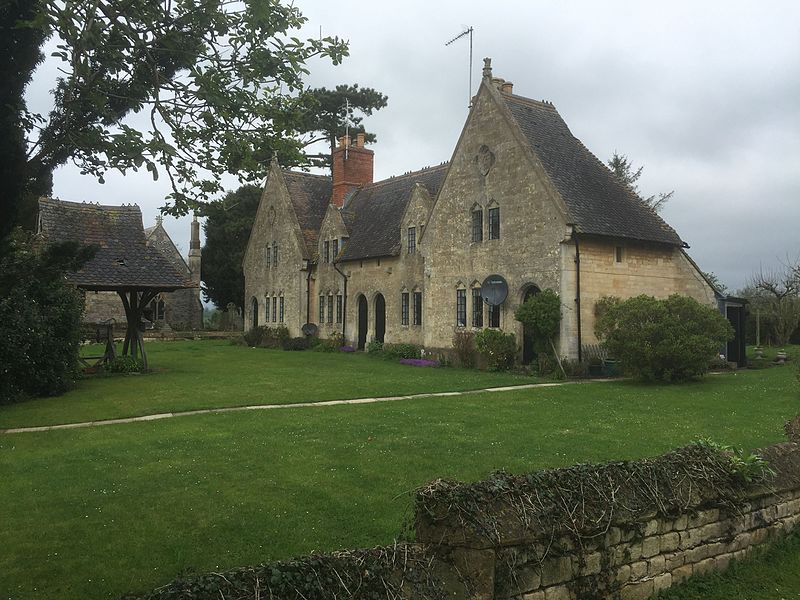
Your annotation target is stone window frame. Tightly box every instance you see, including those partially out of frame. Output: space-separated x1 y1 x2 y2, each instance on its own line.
332 238 339 260
272 242 279 267
488 302 501 329
407 226 416 255
251 297 259 328
456 284 467 328
265 244 271 268
487 201 500 240
614 244 625 265
471 283 484 328
336 294 343 324
272 296 277 323
327 293 334 324
412 289 423 327
265 294 270 323
279 294 285 323
323 240 330 263
319 294 325 324
400 289 410 326
470 203 484 243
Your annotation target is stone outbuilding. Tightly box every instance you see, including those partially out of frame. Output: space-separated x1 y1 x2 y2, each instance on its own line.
243 60 719 361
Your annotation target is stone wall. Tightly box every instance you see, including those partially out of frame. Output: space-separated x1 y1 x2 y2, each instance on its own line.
415 442 800 600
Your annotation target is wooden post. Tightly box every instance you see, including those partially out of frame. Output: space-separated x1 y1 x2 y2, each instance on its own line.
117 289 157 370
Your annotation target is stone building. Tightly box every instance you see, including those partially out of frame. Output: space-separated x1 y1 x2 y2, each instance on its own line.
243 60 717 360
82 213 203 331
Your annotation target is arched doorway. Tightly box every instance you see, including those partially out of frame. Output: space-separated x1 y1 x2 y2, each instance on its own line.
374 293 386 343
521 285 541 365
357 294 368 350
251 297 259 328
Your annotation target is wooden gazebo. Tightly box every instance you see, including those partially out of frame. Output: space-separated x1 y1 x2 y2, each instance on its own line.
37 198 193 369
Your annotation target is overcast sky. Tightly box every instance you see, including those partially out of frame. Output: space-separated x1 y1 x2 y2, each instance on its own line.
40 1 799 293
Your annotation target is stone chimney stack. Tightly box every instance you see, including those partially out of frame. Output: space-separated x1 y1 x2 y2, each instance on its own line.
188 213 201 286
331 133 374 207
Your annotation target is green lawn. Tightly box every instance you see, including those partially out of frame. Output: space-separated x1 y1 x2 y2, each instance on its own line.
1 351 797 599
0 339 534 429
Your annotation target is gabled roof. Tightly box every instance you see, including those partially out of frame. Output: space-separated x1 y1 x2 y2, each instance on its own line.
37 198 192 291
282 171 332 258
338 164 448 261
144 221 191 274
501 92 684 246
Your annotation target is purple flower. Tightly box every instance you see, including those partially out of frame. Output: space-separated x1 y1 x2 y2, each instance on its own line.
399 358 439 368
340 345 356 353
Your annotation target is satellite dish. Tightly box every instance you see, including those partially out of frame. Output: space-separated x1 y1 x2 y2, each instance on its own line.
481 274 508 306
301 323 318 337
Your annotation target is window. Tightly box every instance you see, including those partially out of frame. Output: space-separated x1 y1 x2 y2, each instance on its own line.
323 240 330 263
401 292 409 326
272 297 277 323
488 207 500 240
489 303 500 328
456 289 467 327
472 288 483 327
251 297 259 328
327 295 333 324
413 291 422 326
332 239 339 260
336 294 343 324
407 227 416 255
265 245 271 268
319 295 325 323
615 245 624 263
265 296 270 322
471 209 483 242
279 296 284 322
272 242 278 267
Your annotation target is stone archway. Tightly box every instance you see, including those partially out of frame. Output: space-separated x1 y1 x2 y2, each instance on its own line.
521 285 541 365
374 293 386 343
357 294 368 350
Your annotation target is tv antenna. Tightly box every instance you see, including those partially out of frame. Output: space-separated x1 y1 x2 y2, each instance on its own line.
445 26 474 107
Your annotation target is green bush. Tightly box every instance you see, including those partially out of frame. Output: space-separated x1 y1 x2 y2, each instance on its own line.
242 326 264 347
384 343 422 360
475 329 517 371
313 332 344 352
105 356 145 373
281 337 309 351
0 233 93 403
452 330 476 368
366 339 384 354
514 289 561 354
594 294 734 382
260 325 290 348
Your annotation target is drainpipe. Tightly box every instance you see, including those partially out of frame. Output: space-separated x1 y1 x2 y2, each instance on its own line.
305 261 312 326
333 261 348 342
573 229 583 363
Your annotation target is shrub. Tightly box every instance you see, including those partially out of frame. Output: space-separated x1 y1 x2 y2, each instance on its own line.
384 343 422 360
366 339 384 354
514 289 561 355
313 332 345 352
260 325 290 348
475 329 517 371
452 330 477 368
594 294 734 382
105 356 145 373
0 234 93 403
282 337 309 351
242 326 265 347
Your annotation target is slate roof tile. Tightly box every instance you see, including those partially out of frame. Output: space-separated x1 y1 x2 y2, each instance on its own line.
282 171 332 259
502 93 684 246
37 198 192 290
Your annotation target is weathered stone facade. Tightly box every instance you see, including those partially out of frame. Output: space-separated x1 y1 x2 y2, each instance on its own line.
243 61 717 359
83 217 203 330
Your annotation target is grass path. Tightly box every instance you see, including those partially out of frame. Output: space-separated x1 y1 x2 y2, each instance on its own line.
1 365 797 599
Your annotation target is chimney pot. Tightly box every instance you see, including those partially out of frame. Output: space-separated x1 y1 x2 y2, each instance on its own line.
501 81 514 94
356 132 365 148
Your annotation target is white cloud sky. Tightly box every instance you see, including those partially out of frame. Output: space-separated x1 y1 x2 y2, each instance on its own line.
39 0 800 292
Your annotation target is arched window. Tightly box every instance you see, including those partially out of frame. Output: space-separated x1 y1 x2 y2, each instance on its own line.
265 295 270 323
400 288 410 326
455 283 467 327
412 288 422 326
471 203 483 243
251 297 259 328
487 200 500 240
470 282 483 328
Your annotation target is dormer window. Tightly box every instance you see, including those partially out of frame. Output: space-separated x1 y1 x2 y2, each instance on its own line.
407 227 416 255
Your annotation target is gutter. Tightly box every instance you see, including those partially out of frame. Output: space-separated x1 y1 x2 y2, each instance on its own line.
333 261 348 342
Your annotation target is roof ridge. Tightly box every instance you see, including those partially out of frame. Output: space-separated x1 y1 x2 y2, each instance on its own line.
501 92 559 112
282 169 331 181
40 197 142 211
370 162 450 188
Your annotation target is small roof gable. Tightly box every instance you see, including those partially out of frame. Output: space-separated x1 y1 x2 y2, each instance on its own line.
37 198 192 291
339 164 448 261
501 93 684 246
145 220 191 274
282 171 332 257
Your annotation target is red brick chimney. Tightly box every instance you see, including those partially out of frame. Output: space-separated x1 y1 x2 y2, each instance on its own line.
331 132 373 207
